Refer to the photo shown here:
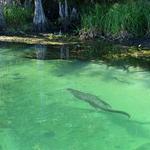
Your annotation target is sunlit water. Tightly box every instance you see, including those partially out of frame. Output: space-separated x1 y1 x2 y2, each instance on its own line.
0 43 150 150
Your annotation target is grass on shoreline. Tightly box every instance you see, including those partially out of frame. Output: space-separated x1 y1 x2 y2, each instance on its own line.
81 0 150 38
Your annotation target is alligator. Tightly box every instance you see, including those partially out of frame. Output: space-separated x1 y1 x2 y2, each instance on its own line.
67 88 130 118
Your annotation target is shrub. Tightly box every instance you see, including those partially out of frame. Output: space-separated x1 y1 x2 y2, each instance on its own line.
4 5 33 29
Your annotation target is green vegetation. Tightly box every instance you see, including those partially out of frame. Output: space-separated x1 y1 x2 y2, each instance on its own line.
81 0 150 37
3 5 33 31
0 0 150 58
1 0 150 39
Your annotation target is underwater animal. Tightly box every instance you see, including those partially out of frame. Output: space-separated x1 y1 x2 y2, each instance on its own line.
67 88 130 118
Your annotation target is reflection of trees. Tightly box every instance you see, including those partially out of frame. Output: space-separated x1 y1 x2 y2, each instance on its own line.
25 44 71 60
60 45 69 59
51 60 89 77
35 44 47 60
104 57 150 72
24 42 150 75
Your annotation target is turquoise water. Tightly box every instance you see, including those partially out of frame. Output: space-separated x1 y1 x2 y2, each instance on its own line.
0 43 150 150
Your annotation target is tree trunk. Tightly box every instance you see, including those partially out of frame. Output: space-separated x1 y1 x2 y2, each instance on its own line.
64 0 68 18
33 0 48 32
24 0 32 8
5 0 13 5
58 0 69 32
0 2 6 31
59 1 64 19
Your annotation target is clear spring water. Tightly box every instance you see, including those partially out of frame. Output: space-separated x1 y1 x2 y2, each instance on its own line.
0 43 150 150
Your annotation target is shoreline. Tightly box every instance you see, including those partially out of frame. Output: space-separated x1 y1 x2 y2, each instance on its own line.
0 34 80 46
0 34 150 62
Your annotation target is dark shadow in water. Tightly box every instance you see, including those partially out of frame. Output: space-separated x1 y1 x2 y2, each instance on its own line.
97 68 132 85
111 76 131 84
25 42 150 71
66 87 150 138
68 106 150 125
50 60 89 77
104 58 150 72
10 73 25 81
0 41 150 71
101 111 150 138
0 41 150 93
68 106 150 139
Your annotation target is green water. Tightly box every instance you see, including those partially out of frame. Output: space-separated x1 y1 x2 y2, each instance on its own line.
0 43 150 150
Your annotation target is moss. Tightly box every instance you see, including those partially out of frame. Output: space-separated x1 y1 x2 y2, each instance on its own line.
0 34 80 46
103 50 150 61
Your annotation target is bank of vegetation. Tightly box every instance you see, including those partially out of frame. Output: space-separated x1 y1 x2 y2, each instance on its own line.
80 0 150 41
0 0 150 42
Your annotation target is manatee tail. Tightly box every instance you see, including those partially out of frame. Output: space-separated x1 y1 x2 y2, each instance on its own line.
101 107 131 118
